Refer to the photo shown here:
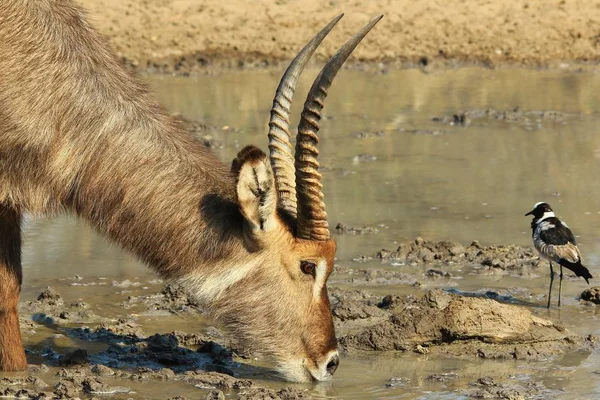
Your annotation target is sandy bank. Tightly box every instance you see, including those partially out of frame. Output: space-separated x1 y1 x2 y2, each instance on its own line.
78 0 600 74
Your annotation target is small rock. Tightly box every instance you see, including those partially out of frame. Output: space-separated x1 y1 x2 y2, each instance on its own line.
581 287 600 304
427 372 459 382
36 287 63 306
91 364 115 376
204 390 225 400
414 345 429 354
58 349 89 366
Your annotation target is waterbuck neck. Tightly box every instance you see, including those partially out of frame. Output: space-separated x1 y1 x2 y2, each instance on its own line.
0 0 246 279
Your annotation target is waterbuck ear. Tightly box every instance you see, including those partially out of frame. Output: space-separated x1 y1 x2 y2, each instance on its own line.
232 145 278 234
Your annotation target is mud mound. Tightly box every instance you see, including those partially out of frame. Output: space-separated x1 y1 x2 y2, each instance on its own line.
376 238 540 273
340 289 595 359
121 282 204 314
22 286 106 326
581 286 600 304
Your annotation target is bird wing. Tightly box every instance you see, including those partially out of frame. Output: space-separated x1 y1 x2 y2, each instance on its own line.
551 242 581 264
537 219 581 263
539 218 575 245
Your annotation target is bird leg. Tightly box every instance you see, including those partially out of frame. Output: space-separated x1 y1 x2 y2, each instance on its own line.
547 261 554 309
558 264 564 308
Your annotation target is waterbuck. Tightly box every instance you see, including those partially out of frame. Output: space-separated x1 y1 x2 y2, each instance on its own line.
0 0 380 381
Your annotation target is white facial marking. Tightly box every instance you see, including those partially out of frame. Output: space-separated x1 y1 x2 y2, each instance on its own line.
313 259 328 300
533 201 545 209
538 211 555 221
177 259 258 302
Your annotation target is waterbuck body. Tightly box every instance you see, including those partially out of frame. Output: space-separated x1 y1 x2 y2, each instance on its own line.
0 0 380 381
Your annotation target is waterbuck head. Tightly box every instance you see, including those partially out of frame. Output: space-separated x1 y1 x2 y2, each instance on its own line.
206 15 381 382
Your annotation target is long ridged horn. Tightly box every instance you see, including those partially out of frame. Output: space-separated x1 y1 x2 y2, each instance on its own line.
268 15 344 219
295 15 383 241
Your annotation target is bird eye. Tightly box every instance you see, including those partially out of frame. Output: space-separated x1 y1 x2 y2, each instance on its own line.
300 261 316 276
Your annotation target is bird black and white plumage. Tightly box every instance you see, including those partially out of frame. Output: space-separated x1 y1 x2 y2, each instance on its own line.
525 202 592 308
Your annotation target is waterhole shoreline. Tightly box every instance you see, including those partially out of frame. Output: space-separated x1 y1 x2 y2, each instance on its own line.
5 237 600 399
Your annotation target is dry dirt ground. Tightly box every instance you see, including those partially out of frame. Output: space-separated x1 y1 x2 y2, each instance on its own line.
78 0 600 73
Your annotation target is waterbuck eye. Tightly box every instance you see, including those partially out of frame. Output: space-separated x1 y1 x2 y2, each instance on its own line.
300 261 316 276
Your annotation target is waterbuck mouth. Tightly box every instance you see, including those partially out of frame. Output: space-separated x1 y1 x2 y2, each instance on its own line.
276 350 339 383
303 350 340 383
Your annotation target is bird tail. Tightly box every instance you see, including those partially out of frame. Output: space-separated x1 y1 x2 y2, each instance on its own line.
559 260 593 284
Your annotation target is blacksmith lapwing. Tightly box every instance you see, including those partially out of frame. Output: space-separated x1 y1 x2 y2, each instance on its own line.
525 202 592 308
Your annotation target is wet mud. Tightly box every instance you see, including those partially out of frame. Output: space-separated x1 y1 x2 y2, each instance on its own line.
461 376 555 400
8 260 597 400
372 237 541 275
0 368 307 400
9 229 599 400
10 284 316 399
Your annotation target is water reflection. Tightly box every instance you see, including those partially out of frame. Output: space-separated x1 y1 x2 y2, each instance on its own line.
23 67 600 282
151 68 600 262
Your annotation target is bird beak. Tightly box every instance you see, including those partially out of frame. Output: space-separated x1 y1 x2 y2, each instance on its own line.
525 210 533 216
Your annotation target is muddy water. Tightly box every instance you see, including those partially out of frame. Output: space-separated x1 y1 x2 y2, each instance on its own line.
12 68 600 399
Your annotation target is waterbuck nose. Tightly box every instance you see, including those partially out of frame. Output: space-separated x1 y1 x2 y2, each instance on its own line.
325 353 339 375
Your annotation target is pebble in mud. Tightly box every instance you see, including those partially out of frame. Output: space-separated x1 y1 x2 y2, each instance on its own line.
91 364 115 376
581 286 600 304
204 390 225 400
58 349 89 366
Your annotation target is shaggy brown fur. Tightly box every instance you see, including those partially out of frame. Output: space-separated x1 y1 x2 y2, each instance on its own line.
0 205 27 370
0 0 338 381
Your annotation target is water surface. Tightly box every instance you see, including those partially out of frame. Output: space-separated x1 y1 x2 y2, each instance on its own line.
17 67 600 399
